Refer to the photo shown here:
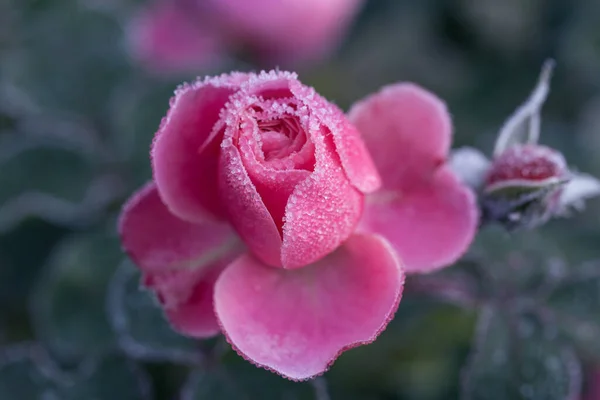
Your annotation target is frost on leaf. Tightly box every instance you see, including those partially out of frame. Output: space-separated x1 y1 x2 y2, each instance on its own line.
462 307 581 400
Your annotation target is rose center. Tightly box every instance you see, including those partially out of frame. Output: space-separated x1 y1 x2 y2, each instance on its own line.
258 117 303 161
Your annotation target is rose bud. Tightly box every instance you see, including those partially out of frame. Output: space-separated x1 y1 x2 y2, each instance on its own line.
449 60 600 230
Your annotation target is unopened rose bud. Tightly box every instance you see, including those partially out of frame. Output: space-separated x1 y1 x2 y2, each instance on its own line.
481 144 569 230
449 60 600 231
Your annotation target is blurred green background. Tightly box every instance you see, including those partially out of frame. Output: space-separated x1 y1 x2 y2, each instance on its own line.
1 0 600 399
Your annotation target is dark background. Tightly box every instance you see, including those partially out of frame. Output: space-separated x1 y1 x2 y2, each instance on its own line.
1 0 600 399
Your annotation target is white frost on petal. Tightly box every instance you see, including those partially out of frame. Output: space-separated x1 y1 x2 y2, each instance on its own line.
448 147 491 190
493 59 555 157
559 172 600 211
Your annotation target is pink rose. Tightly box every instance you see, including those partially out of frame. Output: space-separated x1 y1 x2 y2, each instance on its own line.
127 1 224 75
119 71 404 380
348 83 480 273
126 0 365 74
205 0 365 65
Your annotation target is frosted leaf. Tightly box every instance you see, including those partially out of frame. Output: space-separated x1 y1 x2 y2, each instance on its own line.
0 344 152 400
462 306 581 400
547 266 600 358
31 231 121 360
181 354 317 400
107 261 203 365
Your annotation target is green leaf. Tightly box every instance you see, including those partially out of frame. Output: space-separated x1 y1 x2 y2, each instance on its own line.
0 145 95 204
5 3 129 116
469 228 567 298
0 344 58 399
62 355 153 400
461 306 581 400
547 265 600 359
108 81 177 186
31 231 121 361
0 137 121 231
181 354 316 400
107 261 203 365
0 344 152 400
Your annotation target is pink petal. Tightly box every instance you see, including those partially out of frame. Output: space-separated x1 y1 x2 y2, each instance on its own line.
360 167 478 273
162 262 227 338
289 79 381 193
127 1 223 74
347 83 452 190
281 127 363 268
219 145 283 267
152 72 250 223
118 182 242 337
214 233 404 381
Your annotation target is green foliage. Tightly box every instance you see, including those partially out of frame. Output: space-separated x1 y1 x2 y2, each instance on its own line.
31 231 121 361
462 307 581 400
547 264 600 359
108 262 203 365
0 344 152 400
182 355 316 400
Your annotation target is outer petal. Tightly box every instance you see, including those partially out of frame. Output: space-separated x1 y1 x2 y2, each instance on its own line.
360 167 478 273
152 72 250 222
219 145 283 267
347 82 451 190
214 233 404 381
118 182 241 337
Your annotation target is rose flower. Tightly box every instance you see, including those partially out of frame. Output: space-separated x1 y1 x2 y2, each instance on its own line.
119 70 478 380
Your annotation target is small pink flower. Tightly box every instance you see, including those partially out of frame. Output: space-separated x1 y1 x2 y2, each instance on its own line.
348 83 480 274
119 71 404 380
126 0 365 73
206 0 365 66
127 1 224 75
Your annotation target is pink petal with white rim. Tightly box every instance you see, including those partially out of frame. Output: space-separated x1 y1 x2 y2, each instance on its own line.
214 233 404 381
290 79 381 193
118 182 242 337
360 167 478 273
348 82 452 190
219 145 283 267
152 73 250 222
281 126 363 268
